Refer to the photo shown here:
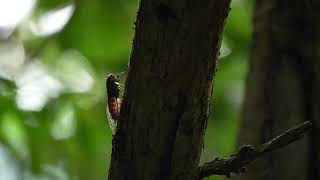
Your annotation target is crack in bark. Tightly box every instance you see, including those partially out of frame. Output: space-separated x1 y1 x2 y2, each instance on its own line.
152 2 178 25
160 93 187 179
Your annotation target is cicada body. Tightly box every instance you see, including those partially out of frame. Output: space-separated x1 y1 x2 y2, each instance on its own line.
108 96 121 120
106 74 122 135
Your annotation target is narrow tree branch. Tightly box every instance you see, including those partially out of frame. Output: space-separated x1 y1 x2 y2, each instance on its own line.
198 121 312 178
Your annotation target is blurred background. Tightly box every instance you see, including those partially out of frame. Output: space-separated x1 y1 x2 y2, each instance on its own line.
0 0 252 179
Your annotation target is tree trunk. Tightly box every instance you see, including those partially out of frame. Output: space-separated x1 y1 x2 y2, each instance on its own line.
107 0 231 180
234 0 320 180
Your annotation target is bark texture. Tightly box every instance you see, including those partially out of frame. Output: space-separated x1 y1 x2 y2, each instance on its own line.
234 0 320 180
108 0 231 180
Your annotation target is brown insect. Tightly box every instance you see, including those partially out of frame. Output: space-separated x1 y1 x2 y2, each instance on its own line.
106 74 122 135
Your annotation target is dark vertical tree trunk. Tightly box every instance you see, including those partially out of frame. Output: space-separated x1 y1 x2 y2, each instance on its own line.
234 0 320 180
107 0 231 180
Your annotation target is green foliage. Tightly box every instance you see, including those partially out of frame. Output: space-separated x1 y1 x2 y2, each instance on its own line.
0 0 251 179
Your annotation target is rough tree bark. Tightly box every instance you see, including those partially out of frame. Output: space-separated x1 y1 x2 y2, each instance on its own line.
108 0 231 180
234 0 320 180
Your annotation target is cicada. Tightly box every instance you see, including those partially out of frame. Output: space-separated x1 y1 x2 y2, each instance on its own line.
106 72 126 135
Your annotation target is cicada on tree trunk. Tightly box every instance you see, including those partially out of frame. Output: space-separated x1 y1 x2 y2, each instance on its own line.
106 72 125 135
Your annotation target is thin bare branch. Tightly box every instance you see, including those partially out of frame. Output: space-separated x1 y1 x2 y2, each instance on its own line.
198 121 312 178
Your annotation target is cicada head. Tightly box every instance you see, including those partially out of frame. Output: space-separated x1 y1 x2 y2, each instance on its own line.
106 74 120 98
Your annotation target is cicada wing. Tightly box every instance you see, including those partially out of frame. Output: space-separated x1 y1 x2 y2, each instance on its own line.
107 106 117 135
